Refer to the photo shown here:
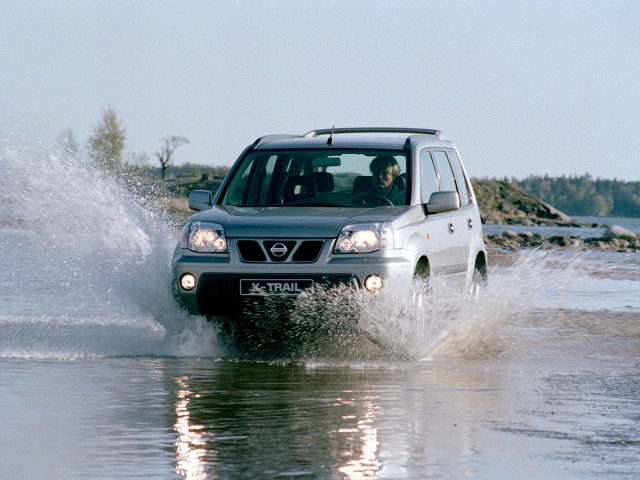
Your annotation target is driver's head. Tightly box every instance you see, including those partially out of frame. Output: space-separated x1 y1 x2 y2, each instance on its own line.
370 156 400 193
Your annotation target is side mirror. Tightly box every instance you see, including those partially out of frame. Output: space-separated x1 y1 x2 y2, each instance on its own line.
426 191 460 214
188 190 213 211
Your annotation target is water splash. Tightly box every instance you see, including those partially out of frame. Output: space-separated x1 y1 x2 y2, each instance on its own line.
2 128 622 363
0 128 223 359
226 250 581 362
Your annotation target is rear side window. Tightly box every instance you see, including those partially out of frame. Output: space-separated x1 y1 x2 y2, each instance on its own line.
419 150 439 203
446 151 471 205
431 151 457 192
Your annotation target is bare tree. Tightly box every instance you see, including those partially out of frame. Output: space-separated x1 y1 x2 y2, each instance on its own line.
154 135 189 180
87 107 126 170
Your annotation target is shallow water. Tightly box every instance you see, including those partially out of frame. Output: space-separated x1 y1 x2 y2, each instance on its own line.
483 215 640 239
1 132 639 479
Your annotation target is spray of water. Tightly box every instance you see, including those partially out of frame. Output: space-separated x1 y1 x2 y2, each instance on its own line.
0 128 590 362
227 249 583 362
0 128 224 359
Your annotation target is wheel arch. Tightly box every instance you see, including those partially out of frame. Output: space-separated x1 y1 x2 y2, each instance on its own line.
413 256 431 278
474 250 488 279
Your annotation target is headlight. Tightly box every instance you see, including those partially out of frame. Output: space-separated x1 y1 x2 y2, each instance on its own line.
179 221 228 253
334 222 394 253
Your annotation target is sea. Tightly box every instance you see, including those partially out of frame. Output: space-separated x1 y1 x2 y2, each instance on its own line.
1 132 639 479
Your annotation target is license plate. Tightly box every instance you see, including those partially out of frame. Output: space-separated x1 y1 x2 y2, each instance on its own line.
240 279 314 296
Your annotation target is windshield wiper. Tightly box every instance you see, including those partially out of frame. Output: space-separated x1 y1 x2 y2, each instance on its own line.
283 203 345 208
231 203 348 208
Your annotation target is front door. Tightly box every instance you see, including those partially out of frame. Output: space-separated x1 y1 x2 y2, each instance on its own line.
420 150 471 280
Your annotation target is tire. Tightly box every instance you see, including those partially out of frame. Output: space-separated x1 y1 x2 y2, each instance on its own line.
411 261 431 312
470 267 485 299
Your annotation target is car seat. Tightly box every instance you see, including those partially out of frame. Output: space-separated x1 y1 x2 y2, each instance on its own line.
283 176 317 203
352 176 373 195
312 172 335 193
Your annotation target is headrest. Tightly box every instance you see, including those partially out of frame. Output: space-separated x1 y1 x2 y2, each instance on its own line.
312 172 334 192
283 176 317 203
352 176 373 195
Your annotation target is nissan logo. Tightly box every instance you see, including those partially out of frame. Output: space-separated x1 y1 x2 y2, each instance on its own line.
270 243 288 257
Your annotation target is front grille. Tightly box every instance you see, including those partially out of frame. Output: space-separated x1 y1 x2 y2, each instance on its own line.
291 240 324 262
236 240 266 261
263 241 297 261
236 239 325 263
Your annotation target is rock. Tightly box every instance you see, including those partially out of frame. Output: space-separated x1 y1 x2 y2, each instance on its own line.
570 237 584 248
538 201 573 223
483 214 504 225
602 225 638 242
549 235 570 247
472 179 572 226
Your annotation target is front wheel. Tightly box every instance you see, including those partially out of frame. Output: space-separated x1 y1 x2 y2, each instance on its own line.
469 267 486 299
410 261 431 312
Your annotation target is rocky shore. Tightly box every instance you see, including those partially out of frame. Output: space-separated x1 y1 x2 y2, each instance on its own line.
470 180 640 252
484 224 640 252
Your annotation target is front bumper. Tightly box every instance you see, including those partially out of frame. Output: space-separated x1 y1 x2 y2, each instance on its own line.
191 273 360 316
172 246 414 316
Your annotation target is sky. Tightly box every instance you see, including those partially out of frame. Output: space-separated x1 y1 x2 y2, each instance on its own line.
2 0 640 180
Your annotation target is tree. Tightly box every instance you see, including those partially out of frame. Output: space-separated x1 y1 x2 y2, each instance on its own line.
154 135 189 180
127 151 150 168
57 128 80 156
87 107 126 170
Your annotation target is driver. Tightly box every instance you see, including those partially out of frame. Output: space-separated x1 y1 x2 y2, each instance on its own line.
369 155 405 204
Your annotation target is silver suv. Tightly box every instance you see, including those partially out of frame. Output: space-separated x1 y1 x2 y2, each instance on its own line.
172 128 487 323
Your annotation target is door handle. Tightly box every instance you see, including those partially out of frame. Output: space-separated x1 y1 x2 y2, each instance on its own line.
448 222 455 234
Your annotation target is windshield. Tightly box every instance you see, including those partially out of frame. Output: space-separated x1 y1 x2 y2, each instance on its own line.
219 149 408 207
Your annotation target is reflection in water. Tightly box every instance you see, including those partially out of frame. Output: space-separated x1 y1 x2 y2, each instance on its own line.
338 399 380 479
174 376 208 480
165 363 394 479
163 362 507 479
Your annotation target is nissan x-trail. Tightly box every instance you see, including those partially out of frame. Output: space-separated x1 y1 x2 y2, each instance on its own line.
172 127 487 326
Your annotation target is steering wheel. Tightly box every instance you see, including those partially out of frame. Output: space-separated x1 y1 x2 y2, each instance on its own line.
351 192 394 206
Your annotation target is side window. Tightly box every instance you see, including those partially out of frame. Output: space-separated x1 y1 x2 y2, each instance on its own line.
419 150 440 203
431 151 457 192
222 154 279 205
446 151 471 205
257 155 278 204
223 158 254 205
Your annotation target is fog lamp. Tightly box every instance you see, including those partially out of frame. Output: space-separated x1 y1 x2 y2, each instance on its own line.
364 275 383 292
180 273 196 291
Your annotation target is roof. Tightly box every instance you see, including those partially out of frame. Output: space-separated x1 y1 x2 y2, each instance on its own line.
253 127 453 151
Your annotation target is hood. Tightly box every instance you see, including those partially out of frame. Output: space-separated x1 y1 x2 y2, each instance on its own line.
192 205 405 237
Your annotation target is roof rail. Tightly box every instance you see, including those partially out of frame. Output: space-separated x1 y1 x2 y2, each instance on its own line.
304 127 441 138
254 134 301 148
